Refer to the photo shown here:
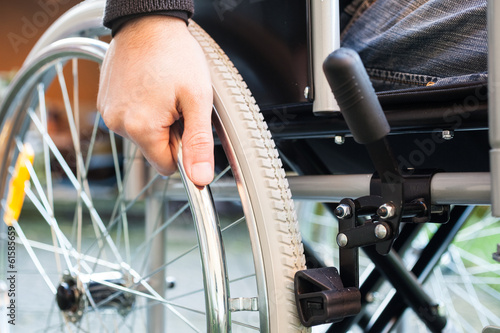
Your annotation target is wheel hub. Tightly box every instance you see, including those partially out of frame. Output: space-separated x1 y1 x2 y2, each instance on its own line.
56 271 136 322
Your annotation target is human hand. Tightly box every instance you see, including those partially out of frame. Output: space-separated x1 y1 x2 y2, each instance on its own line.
97 16 214 186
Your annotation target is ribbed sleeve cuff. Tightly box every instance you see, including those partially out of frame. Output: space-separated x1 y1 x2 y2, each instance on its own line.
107 11 190 36
103 0 194 29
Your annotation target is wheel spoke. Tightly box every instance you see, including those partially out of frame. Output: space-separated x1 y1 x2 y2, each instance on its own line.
82 287 110 333
55 62 82 166
134 202 190 259
23 183 98 275
57 62 111 262
449 245 490 327
168 273 256 302
31 106 127 264
84 112 102 171
232 321 259 330
109 131 131 263
133 166 233 263
221 216 245 232
22 238 121 271
19 144 76 273
91 278 202 312
69 58 86 280
73 322 91 333
20 155 125 278
11 220 57 294
446 282 500 324
82 173 161 264
92 279 203 332
455 215 499 242
37 82 64 277
431 268 465 333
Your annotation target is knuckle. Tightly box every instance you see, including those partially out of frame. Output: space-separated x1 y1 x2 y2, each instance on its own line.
122 116 144 138
100 108 120 133
183 131 213 153
178 80 212 104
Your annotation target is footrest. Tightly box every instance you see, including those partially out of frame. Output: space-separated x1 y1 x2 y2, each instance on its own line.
294 267 361 327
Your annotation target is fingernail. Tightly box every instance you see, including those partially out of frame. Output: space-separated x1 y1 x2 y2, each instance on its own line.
191 162 213 186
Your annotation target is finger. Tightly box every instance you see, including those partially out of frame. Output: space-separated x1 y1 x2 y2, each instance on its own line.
123 110 177 176
179 89 214 187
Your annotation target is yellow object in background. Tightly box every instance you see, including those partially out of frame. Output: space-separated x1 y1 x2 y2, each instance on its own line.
3 143 35 226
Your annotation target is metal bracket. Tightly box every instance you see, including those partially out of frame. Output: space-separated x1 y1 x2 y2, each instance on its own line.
228 297 258 312
335 195 401 256
370 169 450 224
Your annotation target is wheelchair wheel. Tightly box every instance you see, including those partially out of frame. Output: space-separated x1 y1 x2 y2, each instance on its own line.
0 28 307 333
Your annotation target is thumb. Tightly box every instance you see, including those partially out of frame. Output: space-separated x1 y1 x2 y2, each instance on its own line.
180 98 214 187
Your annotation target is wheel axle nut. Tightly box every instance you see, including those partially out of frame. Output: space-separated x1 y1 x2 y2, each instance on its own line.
337 233 348 247
335 204 352 219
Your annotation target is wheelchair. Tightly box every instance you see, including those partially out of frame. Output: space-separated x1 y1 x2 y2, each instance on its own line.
0 0 498 332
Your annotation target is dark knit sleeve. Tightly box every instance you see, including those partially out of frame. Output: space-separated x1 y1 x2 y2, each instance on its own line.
103 0 195 29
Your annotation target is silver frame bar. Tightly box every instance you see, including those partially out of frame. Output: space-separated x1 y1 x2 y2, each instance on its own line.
156 173 491 206
310 0 341 113
488 0 500 216
289 173 491 205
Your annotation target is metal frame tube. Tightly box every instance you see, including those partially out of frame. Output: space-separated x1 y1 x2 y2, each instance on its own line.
288 173 491 205
154 173 491 205
310 0 341 113
363 248 447 332
488 0 500 216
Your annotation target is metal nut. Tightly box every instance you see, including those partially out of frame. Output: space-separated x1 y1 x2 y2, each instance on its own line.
335 204 352 219
377 203 396 219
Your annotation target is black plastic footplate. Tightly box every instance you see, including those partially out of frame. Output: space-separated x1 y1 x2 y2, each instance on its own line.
294 267 361 327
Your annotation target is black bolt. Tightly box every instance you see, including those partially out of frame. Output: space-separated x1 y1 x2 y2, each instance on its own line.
335 206 345 217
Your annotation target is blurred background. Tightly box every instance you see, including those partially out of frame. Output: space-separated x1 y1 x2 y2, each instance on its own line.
0 0 98 135
1 0 80 72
